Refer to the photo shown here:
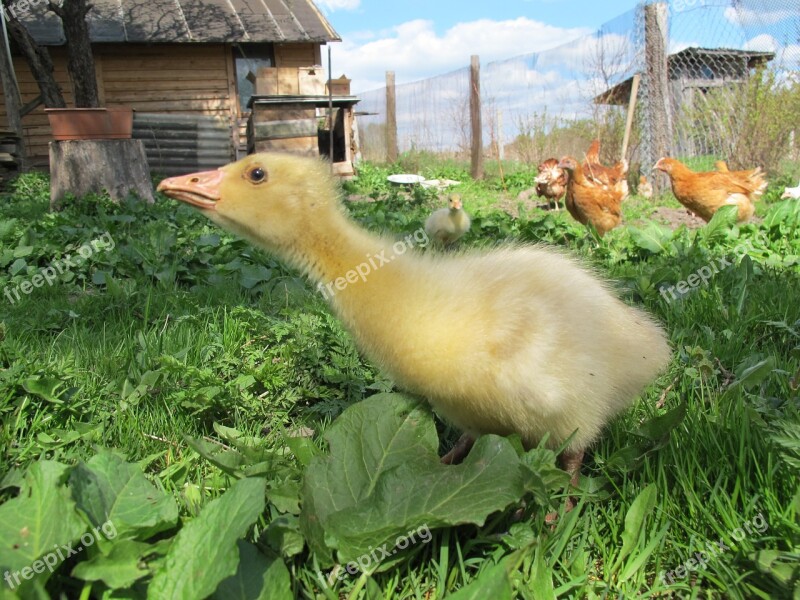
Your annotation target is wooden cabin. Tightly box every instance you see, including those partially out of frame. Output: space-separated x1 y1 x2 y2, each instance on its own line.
0 0 343 174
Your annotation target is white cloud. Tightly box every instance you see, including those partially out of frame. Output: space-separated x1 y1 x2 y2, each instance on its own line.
331 17 591 94
316 0 361 11
743 33 779 52
723 6 795 26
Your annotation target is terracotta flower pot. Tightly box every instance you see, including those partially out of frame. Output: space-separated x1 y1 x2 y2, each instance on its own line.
45 107 134 141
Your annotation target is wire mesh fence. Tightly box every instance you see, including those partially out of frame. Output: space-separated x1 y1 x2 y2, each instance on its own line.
356 0 800 175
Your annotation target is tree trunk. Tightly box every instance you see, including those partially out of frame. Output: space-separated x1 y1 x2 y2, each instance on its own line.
48 0 99 108
0 11 23 135
5 5 66 108
50 140 154 208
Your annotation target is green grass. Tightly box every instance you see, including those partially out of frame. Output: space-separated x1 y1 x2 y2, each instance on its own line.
0 160 798 599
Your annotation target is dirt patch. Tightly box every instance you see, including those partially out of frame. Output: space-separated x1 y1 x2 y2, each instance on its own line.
648 207 706 229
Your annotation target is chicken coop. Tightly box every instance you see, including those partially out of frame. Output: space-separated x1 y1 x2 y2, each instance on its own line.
0 0 347 175
594 46 775 157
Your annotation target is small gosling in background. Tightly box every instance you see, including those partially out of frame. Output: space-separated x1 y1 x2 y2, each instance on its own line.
424 194 471 246
639 175 653 199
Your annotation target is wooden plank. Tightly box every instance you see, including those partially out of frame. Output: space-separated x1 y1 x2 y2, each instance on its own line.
470 55 483 180
253 106 316 121
621 73 640 161
254 137 318 156
253 118 318 140
99 70 229 82
105 90 229 103
275 43 317 68
95 54 106 105
101 57 227 71
104 80 230 92
386 71 397 162
277 68 299 95
298 67 325 95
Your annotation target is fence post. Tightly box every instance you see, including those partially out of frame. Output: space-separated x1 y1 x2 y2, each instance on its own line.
644 2 672 193
470 55 483 180
385 71 398 163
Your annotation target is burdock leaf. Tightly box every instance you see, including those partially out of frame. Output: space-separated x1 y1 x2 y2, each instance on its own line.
301 393 525 565
0 461 86 572
148 477 266 600
69 450 178 540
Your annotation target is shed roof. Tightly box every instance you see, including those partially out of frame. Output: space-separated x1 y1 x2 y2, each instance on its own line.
594 47 775 105
8 0 341 45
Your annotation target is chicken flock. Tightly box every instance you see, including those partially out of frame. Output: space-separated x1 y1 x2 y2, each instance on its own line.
530 139 773 236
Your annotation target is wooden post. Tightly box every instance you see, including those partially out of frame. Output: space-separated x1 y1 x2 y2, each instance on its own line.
621 73 640 162
385 71 397 163
0 5 23 141
470 55 483 180
49 140 154 209
645 2 672 193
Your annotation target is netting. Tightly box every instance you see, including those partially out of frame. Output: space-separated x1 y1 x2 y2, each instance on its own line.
356 0 800 172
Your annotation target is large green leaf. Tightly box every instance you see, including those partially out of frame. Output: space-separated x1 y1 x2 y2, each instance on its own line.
301 393 525 565
628 224 673 254
71 540 152 589
69 450 179 540
762 200 799 230
0 462 87 573
148 477 266 600
212 541 292 600
447 558 514 600
702 204 738 243
610 483 658 573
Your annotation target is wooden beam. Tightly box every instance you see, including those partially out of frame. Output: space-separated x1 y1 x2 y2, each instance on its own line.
645 2 672 193
20 94 44 117
621 73 640 162
469 55 483 180
385 71 397 163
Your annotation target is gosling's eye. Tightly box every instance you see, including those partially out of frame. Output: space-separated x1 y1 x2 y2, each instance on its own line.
246 166 267 184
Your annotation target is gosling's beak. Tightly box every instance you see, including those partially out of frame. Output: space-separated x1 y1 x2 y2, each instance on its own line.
157 169 225 210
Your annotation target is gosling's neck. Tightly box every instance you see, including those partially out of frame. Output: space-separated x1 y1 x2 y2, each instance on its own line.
279 205 398 288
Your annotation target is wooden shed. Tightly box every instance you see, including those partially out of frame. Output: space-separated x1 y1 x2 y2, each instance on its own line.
0 0 341 174
594 47 775 106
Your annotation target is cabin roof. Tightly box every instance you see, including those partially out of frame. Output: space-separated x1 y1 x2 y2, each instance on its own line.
594 47 775 105
7 0 341 44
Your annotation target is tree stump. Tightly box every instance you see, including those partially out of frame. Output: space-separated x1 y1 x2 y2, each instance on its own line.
49 139 155 209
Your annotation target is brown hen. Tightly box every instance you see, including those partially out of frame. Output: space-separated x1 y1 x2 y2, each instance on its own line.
654 157 766 222
558 156 625 237
535 158 568 210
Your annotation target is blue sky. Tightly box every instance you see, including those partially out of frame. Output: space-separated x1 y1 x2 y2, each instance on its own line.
325 0 638 37
317 0 799 94
319 0 640 92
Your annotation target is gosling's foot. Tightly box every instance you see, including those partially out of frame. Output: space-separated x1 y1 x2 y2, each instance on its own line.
440 433 475 465
545 449 585 524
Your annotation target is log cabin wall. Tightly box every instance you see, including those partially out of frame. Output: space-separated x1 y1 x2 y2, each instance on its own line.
0 41 324 171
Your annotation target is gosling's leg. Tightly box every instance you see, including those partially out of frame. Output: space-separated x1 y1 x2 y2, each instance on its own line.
560 449 584 513
545 449 584 524
441 433 475 465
